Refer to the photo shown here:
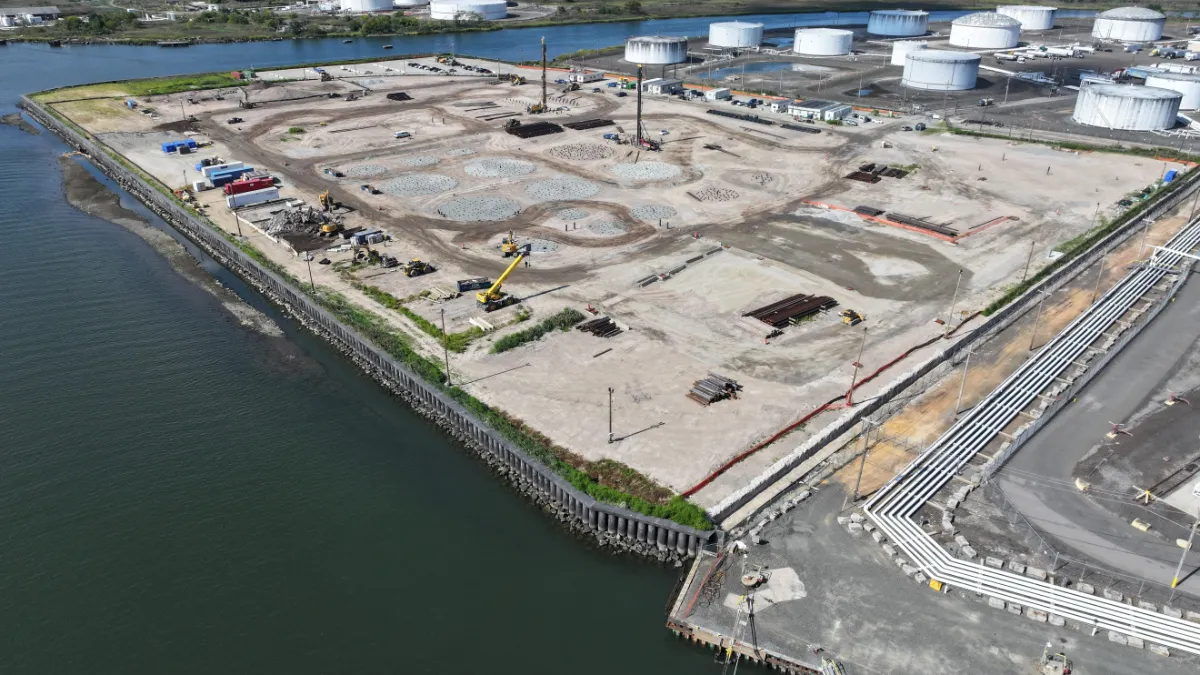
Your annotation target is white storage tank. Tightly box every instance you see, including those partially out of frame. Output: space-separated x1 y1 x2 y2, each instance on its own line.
393 0 429 6
996 5 1056 31
903 50 980 90
428 0 507 20
793 28 853 56
1091 7 1165 42
890 40 928 66
1145 72 1200 110
625 36 688 64
868 9 929 37
1072 84 1181 130
950 12 1020 48
709 21 763 48
339 0 392 11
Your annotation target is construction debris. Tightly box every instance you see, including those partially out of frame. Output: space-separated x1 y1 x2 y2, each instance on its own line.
687 372 742 406
386 92 413 101
264 202 336 236
744 293 838 328
577 316 622 338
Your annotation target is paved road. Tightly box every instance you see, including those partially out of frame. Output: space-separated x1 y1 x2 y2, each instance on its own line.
997 274 1200 598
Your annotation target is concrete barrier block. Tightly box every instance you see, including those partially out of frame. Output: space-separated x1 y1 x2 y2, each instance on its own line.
1108 632 1127 645
1049 615 1065 627
837 516 851 526
1149 644 1170 657
961 545 977 559
794 490 810 503
1007 604 1023 616
984 557 1004 569
901 564 918 577
1078 583 1094 595
1103 588 1123 602
1137 601 1157 612
988 597 1006 609
1162 606 1182 619
946 499 960 510
882 544 896 558
895 557 908 569
863 522 876 533
1026 609 1048 623
914 572 928 584
848 522 864 535
1009 562 1026 575
849 513 865 524
871 531 884 543
1127 637 1144 650
954 535 970 548
1025 567 1048 581
1187 610 1200 622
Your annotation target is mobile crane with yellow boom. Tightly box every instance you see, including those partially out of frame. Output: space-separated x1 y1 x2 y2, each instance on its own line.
476 244 530 312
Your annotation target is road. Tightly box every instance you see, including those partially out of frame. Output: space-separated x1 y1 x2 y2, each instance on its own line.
997 272 1200 599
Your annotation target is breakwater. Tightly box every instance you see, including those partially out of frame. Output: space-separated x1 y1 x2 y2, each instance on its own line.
23 96 719 561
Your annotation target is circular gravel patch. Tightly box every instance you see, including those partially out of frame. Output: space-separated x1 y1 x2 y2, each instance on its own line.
587 220 629 236
609 161 682 181
549 143 615 161
464 158 537 178
525 238 560 253
557 208 590 221
344 164 386 178
399 155 438 167
525 176 601 201
438 196 521 221
694 187 740 202
631 205 677 220
378 173 458 197
447 148 476 156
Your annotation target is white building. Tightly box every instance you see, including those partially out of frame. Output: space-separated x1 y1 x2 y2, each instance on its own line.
0 6 60 26
706 87 732 100
771 100 794 113
642 78 683 95
569 71 605 84
790 99 851 120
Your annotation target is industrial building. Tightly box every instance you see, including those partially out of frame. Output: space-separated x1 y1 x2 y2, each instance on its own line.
789 99 852 121
1091 6 1165 43
1072 83 1181 130
793 28 853 56
569 70 605 84
949 12 1021 49
902 50 980 91
867 9 929 37
428 0 506 20
641 78 684 95
624 36 688 64
890 40 928 66
708 21 763 49
339 0 391 11
1144 71 1200 110
996 5 1056 31
0 5 59 26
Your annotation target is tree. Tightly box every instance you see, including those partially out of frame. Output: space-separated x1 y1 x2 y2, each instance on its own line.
623 0 642 14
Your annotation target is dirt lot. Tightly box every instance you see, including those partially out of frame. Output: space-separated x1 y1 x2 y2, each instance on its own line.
49 55 1189 509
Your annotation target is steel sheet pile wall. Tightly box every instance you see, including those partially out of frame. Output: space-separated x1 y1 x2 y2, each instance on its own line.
21 96 717 558
1072 83 1181 130
625 36 688 64
996 4 1056 31
793 28 853 56
709 21 763 48
867 9 929 37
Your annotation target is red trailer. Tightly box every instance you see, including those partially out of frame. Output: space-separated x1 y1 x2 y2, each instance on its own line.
223 177 274 195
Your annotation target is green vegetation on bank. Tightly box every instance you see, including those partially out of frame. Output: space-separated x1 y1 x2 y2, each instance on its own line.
491 308 585 354
124 73 249 96
350 278 485 353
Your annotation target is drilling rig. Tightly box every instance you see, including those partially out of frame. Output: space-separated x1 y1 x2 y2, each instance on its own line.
636 63 643 147
528 37 549 114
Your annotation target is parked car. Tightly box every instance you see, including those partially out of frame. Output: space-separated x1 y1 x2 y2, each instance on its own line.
394 131 411 138
901 125 913 131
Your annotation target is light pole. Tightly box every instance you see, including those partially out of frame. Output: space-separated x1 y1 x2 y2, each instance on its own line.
851 418 874 502
1029 290 1051 352
944 268 963 337
304 253 315 291
1090 253 1109 305
846 327 868 406
1169 515 1198 602
607 387 615 444
1020 240 1035 283
953 349 976 420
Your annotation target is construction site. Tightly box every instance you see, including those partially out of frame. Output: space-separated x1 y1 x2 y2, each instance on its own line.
34 36 1200 673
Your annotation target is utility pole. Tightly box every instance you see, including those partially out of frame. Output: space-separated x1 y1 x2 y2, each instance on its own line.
607 387 615 444
953 349 976 420
1020 240 1035 282
851 418 873 502
1169 515 1198 602
845 327 868 406
304 254 314 291
1090 253 1108 304
1189 178 1200 223
1029 290 1050 352
944 269 963 336
441 307 451 386
1138 219 1151 259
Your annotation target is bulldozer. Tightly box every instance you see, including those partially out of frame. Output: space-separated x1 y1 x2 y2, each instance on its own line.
500 230 520 257
476 245 530 312
504 118 521 130
564 82 580 92
404 258 434 277
840 309 864 326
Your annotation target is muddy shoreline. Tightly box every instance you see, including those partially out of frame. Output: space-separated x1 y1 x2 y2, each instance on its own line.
58 154 284 338
1 112 39 135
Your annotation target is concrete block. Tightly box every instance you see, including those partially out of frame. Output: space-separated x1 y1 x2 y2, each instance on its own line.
954 535 970 548
946 498 960 510
1078 583 1094 595
984 556 1004 568
1108 632 1127 645
849 512 865 524
1009 562 1026 575
1049 615 1065 627
1102 588 1123 602
960 545 977 559
901 564 918 577
1162 606 1182 619
882 544 896 558
794 490 810 502
941 514 955 530
863 521 876 532
1025 567 1048 581
914 572 928 584
1127 637 1144 650
895 557 908 569
988 597 1006 609
1149 644 1170 657
836 516 851 526
848 522 864 534
1187 610 1200 622
1007 604 1023 616
1137 601 1157 612
871 531 884 543
1026 609 1048 623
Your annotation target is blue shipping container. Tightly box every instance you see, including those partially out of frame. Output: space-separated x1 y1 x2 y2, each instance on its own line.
161 138 198 153
1164 170 1178 183
209 166 253 180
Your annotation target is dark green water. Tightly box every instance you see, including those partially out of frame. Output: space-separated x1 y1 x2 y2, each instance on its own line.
0 38 729 674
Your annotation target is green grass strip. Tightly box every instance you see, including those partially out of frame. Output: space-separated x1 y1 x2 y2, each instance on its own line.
490 308 585 354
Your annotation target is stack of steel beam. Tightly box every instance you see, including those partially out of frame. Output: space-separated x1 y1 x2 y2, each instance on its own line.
886 212 957 237
687 373 742 406
505 121 564 138
744 294 837 327
563 119 615 130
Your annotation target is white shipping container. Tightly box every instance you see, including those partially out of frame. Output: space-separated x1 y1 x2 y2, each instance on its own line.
227 186 280 209
706 87 732 100
191 180 208 192
201 161 244 179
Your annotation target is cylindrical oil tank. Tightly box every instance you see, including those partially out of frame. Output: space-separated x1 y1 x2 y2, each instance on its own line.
392 0 429 6
891 40 928 66
949 12 1020 48
903 50 980 91
340 0 392 11
428 0 507 20
624 36 688 65
1091 7 1165 42
1072 84 1181 130
1145 72 1200 110
793 28 853 56
996 5 1056 31
868 9 929 37
709 21 763 48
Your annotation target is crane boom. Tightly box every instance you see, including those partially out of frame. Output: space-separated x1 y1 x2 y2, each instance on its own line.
476 244 530 310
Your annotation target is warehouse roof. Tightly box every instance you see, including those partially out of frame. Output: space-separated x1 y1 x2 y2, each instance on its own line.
0 6 60 14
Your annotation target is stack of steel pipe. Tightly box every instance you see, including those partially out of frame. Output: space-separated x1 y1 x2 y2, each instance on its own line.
505 121 564 138
744 293 837 327
563 119 615 130
577 316 622 338
687 372 742 406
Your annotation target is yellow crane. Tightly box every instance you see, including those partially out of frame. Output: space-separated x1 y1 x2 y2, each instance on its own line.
476 245 529 311
500 230 519 257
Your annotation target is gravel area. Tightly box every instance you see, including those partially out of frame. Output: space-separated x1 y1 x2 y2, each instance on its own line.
586 220 629 236
556 208 590 221
548 143 614 161
378 173 458 197
693 187 740 202
630 205 677 220
751 172 774 186
464 158 537 178
437 196 521 221
344 164 386 178
447 148 476 156
525 238 560 253
525 176 601 201
609 161 681 181
399 155 439 167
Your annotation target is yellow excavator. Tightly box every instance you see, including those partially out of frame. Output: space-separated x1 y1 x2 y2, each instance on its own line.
476 245 529 312
527 102 546 114
500 230 520 257
318 189 338 211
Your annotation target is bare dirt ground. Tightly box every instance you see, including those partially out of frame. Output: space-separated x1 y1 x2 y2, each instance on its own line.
50 57 1187 509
